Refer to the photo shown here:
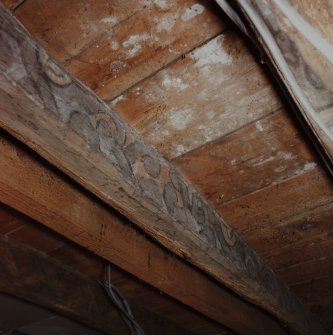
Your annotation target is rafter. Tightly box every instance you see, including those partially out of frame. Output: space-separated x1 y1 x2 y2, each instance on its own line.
0 235 198 335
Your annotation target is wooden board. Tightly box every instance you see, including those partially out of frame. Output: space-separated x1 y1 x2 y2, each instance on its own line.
0 234 199 335
174 109 317 204
233 0 333 173
220 167 333 246
110 31 282 159
16 0 225 100
0 132 286 335
1 0 24 9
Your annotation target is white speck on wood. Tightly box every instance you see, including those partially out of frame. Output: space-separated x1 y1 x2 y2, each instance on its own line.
162 74 188 91
101 16 118 25
169 107 194 130
110 41 119 50
191 37 233 67
156 14 178 32
123 33 152 57
302 162 317 172
255 120 264 131
181 4 205 21
154 0 170 10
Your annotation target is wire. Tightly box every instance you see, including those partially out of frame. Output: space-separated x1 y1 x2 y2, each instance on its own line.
98 265 145 335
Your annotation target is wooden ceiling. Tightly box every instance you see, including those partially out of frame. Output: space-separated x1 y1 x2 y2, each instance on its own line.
0 0 332 333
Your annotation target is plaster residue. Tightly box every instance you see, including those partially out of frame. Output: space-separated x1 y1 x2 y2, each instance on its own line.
156 13 178 32
169 107 194 130
101 16 118 25
181 4 205 21
255 120 264 131
301 162 317 172
162 73 188 91
110 41 119 50
122 33 152 57
191 37 233 67
109 60 127 76
154 0 170 10
80 22 97 33
281 152 295 160
110 94 125 108
252 156 275 167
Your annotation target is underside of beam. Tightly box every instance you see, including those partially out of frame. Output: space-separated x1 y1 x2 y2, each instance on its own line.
0 130 286 335
0 235 198 335
0 4 327 334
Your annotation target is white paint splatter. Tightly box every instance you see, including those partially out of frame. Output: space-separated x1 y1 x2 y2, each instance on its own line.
162 74 188 91
122 33 152 57
255 120 264 131
156 14 177 32
169 107 194 130
281 152 295 160
191 37 233 67
175 144 185 156
110 41 119 50
110 94 125 107
301 162 317 172
101 16 118 25
230 159 237 166
154 0 169 10
181 4 205 21
253 156 275 166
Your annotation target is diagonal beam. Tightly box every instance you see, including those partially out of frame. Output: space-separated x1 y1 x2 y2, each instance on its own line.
0 4 326 334
0 131 285 335
0 235 196 335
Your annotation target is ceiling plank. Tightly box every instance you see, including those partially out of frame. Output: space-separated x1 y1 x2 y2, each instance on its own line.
0 6 325 334
110 31 282 160
0 132 285 335
15 0 225 101
173 109 317 205
0 234 198 335
230 0 333 173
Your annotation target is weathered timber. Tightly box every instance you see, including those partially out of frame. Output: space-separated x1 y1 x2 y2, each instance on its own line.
0 234 125 334
231 0 333 173
220 167 333 254
1 0 23 10
110 31 281 159
0 132 286 335
0 6 326 334
15 0 225 100
0 235 198 335
173 109 317 205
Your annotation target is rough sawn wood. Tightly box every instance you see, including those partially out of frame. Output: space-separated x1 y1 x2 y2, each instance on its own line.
0 5 327 335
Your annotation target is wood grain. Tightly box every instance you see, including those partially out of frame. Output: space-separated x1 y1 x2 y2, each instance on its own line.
0 234 198 335
0 6 325 334
16 0 225 100
111 31 282 159
174 109 317 205
234 0 333 174
0 132 286 335
220 167 333 248
1 0 24 9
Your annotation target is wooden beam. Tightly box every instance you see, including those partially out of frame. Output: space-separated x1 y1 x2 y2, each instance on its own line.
0 132 285 335
0 5 326 334
229 0 333 174
0 234 199 335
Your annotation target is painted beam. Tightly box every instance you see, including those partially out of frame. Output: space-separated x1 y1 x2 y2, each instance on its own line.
0 4 326 334
0 131 285 335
